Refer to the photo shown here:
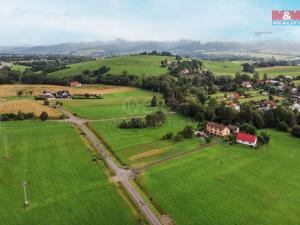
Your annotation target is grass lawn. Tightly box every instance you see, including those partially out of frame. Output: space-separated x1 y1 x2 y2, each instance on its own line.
91 114 202 167
138 129 300 225
203 60 249 76
203 60 300 78
11 64 30 72
257 66 300 77
63 89 165 119
49 55 175 77
0 121 139 225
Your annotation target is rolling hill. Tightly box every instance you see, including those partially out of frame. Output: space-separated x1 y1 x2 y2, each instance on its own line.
49 55 175 77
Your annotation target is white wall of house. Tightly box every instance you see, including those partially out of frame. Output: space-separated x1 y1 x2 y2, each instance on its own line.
237 139 257 146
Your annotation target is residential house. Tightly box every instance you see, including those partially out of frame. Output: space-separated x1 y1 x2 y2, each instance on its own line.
291 103 300 112
206 122 230 137
263 79 279 85
55 90 72 99
228 93 240 100
242 81 252 88
259 100 277 111
180 69 190 75
41 91 55 99
228 125 240 134
227 102 240 111
236 132 257 146
69 81 82 87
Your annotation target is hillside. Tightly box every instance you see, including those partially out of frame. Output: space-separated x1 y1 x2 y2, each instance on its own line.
49 55 175 77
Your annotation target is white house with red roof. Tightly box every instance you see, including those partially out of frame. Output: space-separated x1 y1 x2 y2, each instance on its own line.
236 132 257 147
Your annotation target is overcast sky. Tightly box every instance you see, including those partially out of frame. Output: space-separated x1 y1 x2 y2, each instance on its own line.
0 0 300 46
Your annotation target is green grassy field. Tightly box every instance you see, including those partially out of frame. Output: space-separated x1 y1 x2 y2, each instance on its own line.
138 129 300 225
63 89 165 119
256 65 300 77
11 64 30 72
91 114 202 167
203 60 248 76
203 60 300 77
0 121 139 225
49 55 174 77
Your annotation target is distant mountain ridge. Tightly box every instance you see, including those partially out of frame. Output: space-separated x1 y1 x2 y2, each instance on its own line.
1 39 300 58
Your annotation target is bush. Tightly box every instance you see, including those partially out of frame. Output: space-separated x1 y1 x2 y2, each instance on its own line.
162 132 173 140
44 99 49 106
205 135 212 143
17 111 25 120
40 111 48 121
151 96 158 107
181 125 194 138
241 123 257 135
25 113 34 119
278 121 288 132
292 125 300 138
59 115 66 120
173 133 183 142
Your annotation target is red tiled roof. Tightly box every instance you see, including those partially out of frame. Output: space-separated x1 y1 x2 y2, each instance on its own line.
207 122 228 130
236 132 257 143
233 93 240 99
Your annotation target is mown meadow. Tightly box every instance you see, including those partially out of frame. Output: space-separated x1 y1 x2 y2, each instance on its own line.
138 129 300 225
0 121 140 225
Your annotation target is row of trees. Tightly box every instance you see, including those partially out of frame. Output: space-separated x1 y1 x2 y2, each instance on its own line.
119 111 166 129
0 111 48 121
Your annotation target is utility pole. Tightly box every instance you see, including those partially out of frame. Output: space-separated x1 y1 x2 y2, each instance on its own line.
23 181 29 207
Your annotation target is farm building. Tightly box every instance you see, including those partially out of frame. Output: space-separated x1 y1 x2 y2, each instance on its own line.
206 122 230 137
236 132 257 146
69 81 82 87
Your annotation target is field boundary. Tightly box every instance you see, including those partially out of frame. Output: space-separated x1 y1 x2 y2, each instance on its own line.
139 139 221 170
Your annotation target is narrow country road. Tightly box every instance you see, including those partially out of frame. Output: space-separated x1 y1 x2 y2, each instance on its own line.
57 107 162 225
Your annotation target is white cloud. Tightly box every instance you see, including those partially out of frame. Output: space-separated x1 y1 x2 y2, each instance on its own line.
0 0 299 45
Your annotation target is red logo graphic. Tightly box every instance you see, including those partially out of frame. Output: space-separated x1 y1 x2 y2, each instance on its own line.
272 10 300 20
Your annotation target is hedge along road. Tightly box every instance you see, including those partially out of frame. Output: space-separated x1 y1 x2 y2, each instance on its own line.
57 107 162 225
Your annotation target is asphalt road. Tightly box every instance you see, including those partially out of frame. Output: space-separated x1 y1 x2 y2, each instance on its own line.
57 108 162 225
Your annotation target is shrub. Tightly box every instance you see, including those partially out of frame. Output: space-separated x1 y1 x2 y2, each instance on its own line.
292 125 300 138
44 99 49 106
181 125 194 138
162 132 173 140
151 96 158 107
173 133 183 142
59 115 66 120
17 111 25 120
278 121 288 132
25 113 34 119
241 123 257 135
40 111 48 121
